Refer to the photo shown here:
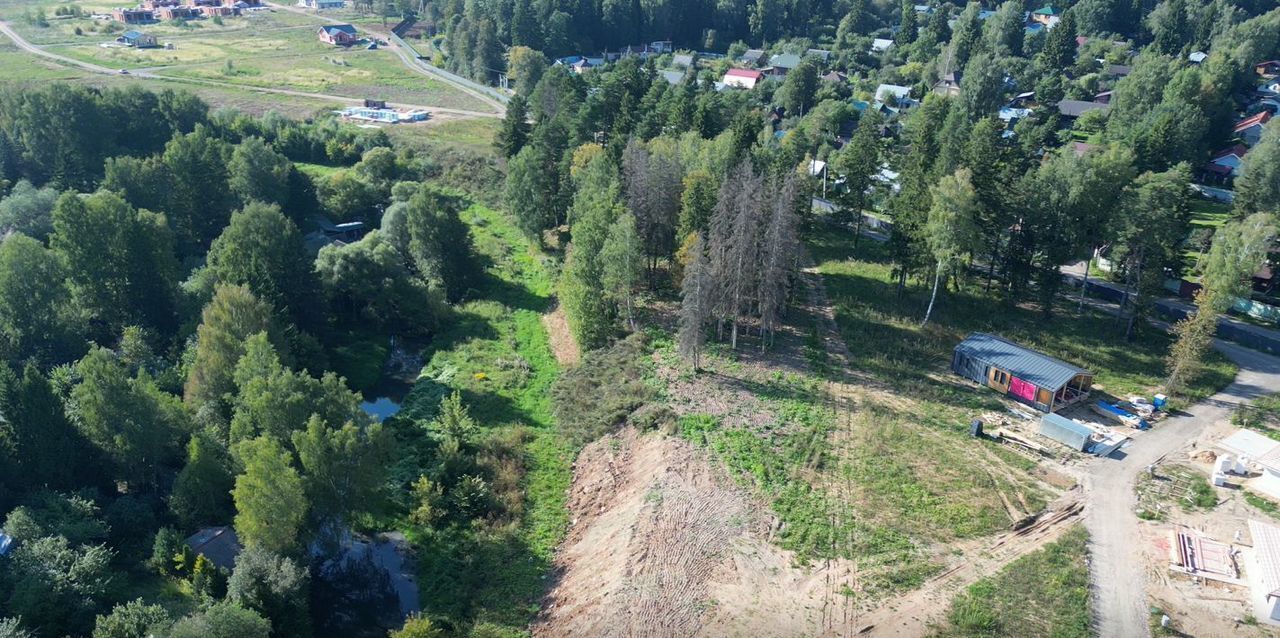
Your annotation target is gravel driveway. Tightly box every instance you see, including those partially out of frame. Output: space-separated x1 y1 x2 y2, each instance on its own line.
1085 340 1280 637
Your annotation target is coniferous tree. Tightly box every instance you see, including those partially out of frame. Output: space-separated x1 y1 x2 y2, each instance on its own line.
678 234 712 370
758 173 800 348
495 94 531 159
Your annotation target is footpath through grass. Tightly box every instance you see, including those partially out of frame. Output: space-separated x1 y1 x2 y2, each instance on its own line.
395 202 569 636
931 526 1091 638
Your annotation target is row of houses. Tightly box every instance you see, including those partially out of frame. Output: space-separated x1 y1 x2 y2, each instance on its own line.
113 0 260 23
1202 62 1280 183
553 41 674 73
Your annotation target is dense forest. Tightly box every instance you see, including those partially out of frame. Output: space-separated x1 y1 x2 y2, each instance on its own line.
1 0 1279 636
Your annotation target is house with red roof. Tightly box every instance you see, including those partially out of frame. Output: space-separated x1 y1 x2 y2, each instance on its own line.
722 68 764 90
1235 111 1272 147
1208 144 1248 180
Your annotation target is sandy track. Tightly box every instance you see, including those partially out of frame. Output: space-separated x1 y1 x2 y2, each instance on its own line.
534 427 840 637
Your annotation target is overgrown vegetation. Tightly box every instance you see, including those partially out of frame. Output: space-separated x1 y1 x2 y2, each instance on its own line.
386 202 571 635
1233 392 1280 440
932 526 1090 638
551 332 656 446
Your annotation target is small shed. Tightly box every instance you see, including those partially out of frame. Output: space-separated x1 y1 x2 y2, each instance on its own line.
1039 413 1091 451
952 333 1093 412
185 526 242 571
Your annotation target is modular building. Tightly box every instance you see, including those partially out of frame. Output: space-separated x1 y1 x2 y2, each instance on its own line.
952 332 1094 412
1038 412 1127 457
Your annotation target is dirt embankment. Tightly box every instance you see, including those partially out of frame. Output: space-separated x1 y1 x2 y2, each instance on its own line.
533 427 846 637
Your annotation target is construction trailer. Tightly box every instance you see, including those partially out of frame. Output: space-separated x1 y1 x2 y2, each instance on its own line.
1038 413 1128 457
952 333 1094 412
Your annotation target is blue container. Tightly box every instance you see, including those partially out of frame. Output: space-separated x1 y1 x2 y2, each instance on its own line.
1153 394 1167 410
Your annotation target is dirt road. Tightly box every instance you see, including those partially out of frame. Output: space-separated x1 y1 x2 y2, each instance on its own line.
1085 340 1280 638
264 2 507 114
0 18 502 119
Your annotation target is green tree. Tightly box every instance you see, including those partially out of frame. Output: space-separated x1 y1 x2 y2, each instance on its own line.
495 94 531 159
600 212 643 331
291 415 389 537
832 109 883 244
50 191 179 338
678 169 718 239
159 125 237 253
948 2 983 70
507 46 546 92
895 1 918 46
1114 165 1192 340
229 333 363 445
1148 0 1189 55
70 347 186 490
0 179 58 240
390 615 444 638
1037 8 1078 72
0 364 92 492
93 599 171 638
560 152 622 349
206 202 318 328
921 169 981 325
379 185 473 300
170 432 235 528
1167 213 1276 392
6 535 113 636
1234 124 1280 217
184 284 287 419
229 136 292 207
315 231 442 335
504 142 563 240
169 603 270 638
233 436 309 555
778 57 820 116
0 234 79 364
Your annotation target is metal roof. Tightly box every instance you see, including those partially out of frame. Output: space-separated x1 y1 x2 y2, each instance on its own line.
954 332 1090 390
1250 519 1280 599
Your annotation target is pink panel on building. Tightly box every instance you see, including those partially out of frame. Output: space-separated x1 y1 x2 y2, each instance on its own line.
1009 377 1037 402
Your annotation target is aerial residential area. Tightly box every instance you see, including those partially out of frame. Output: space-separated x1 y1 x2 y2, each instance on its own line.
0 1 1278 637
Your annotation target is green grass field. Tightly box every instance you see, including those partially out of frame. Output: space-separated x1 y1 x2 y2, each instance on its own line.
809 227 1236 407
0 5 493 112
931 526 1091 638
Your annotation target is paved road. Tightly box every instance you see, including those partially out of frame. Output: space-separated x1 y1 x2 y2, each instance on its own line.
1085 340 1280 637
0 18 502 119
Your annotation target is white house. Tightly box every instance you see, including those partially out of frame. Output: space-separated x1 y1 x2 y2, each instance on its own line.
722 68 764 89
870 38 894 53
1210 145 1249 177
874 84 914 108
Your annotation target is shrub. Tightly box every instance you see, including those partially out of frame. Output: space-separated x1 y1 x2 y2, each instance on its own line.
551 333 655 447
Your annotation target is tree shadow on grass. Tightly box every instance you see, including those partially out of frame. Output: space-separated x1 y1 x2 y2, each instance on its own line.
414 525 552 633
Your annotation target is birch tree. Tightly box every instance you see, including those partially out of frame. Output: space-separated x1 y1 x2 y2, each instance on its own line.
601 212 643 331
1167 213 1276 392
922 169 981 326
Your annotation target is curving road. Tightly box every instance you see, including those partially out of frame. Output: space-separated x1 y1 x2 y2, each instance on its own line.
0 17 502 119
1085 340 1280 637
263 2 507 114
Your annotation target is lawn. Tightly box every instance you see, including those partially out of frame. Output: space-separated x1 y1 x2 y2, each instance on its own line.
0 31 89 81
930 526 1091 638
1 5 494 112
808 227 1236 408
393 202 570 634
0 3 317 45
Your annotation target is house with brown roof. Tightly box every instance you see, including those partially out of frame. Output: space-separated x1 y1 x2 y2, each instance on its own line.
1257 60 1280 78
112 8 155 24
1236 110 1272 147
157 6 200 20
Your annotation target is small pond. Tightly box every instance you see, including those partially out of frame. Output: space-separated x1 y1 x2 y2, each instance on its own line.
360 397 402 422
